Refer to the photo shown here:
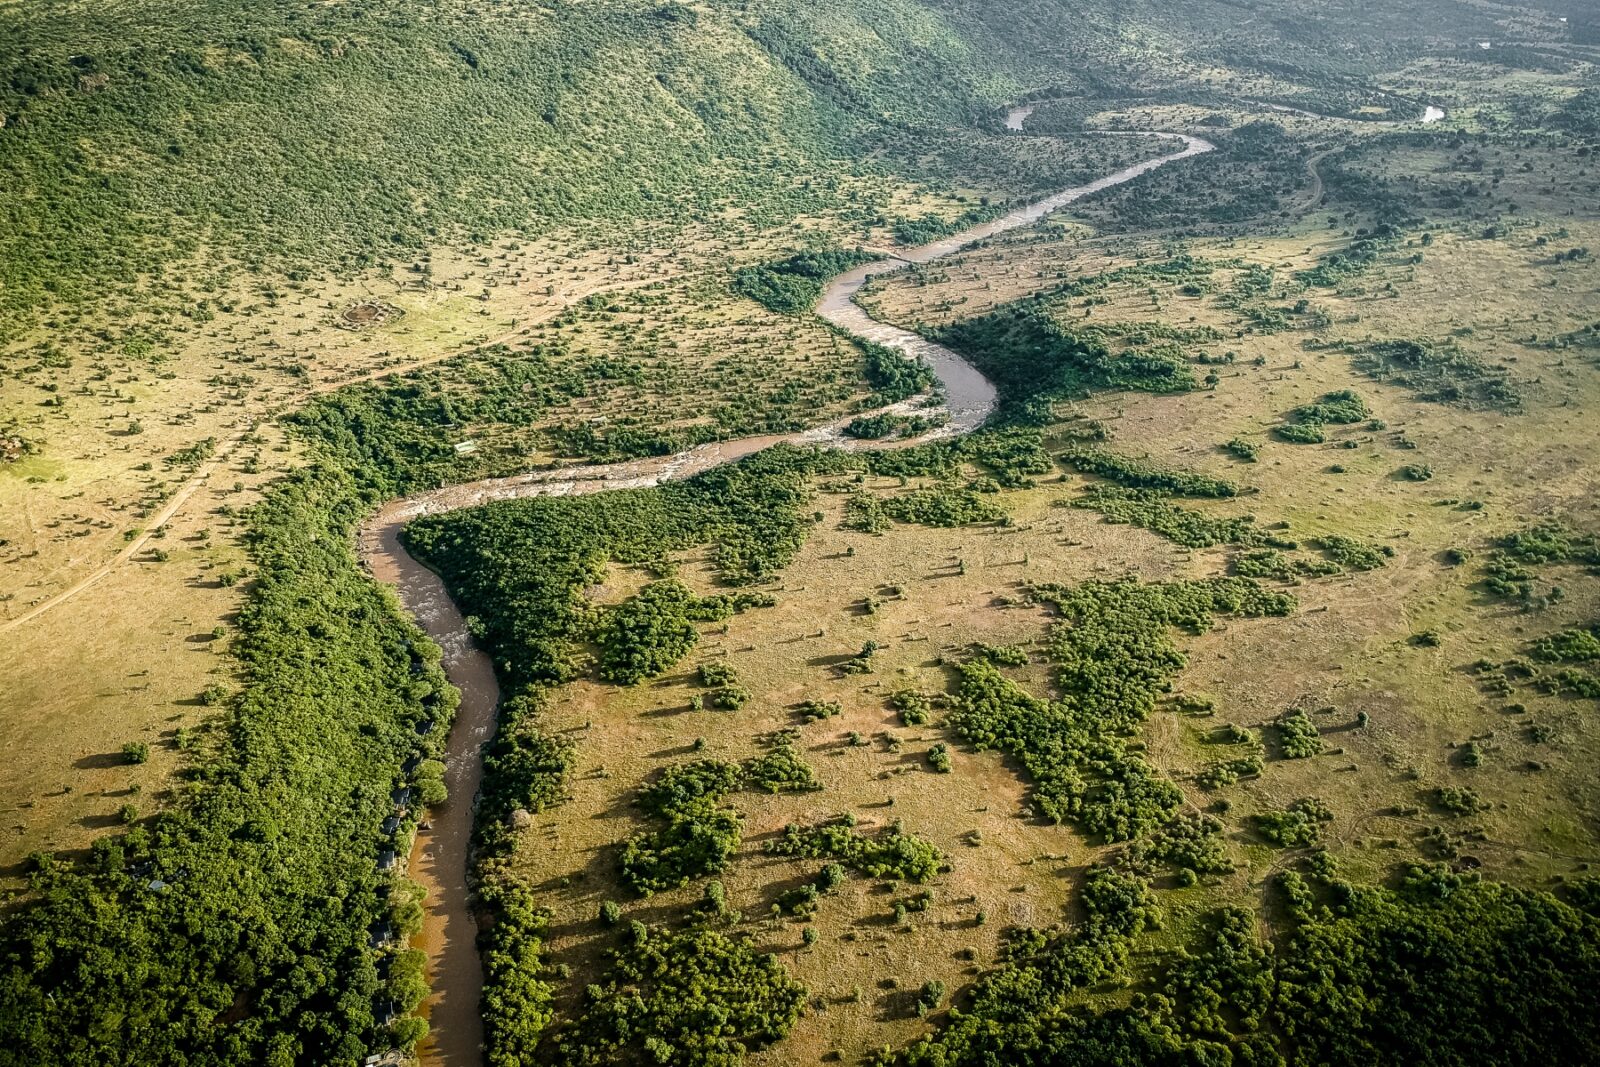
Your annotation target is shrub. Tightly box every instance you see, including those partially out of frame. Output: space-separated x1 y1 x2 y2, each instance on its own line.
1434 785 1487 816
766 818 944 883
891 690 933 726
1256 797 1334 847
1224 437 1261 462
798 700 843 722
1275 422 1326 444
916 979 948 1017
1276 707 1324 759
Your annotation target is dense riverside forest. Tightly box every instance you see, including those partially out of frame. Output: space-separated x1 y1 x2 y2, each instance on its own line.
0 450 459 1064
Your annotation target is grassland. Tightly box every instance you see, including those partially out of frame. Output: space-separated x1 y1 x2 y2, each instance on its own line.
405 80 1600 1062
3 0 1600 1064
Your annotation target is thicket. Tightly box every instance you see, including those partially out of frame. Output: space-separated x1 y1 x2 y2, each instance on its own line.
1276 389 1368 443
1343 338 1520 412
1483 522 1600 604
595 580 773 686
732 249 876 314
863 425 1054 488
798 699 842 722
621 800 744 896
1313 534 1393 571
1256 796 1334 847
934 301 1194 419
1224 437 1260 462
1297 225 1405 287
1128 810 1234 876
745 738 823 795
1532 624 1600 665
293 331 878 474
1058 446 1257 548
1293 389 1370 425
890 207 997 244
888 860 1600 1067
880 483 1006 527
549 924 804 1066
766 817 944 882
1433 785 1487 816
843 491 892 534
623 759 746 895
621 739 825 895
1059 447 1237 497
406 445 850 691
951 578 1293 840
1071 486 1260 548
892 690 935 727
1076 121 1311 229
1233 548 1342 581
1276 421 1326 444
862 342 939 405
843 412 937 440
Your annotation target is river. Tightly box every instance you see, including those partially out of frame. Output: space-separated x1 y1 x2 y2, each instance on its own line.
358 113 1215 1067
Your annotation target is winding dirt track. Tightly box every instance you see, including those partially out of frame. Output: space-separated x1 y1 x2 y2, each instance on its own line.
360 115 1215 1067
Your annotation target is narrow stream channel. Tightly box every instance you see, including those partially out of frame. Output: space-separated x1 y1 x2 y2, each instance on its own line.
357 114 1216 1067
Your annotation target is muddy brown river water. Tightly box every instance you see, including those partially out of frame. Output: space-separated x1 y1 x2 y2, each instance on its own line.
357 113 1214 1067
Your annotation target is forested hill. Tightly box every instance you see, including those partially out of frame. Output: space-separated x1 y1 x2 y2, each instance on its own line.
0 0 1509 344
